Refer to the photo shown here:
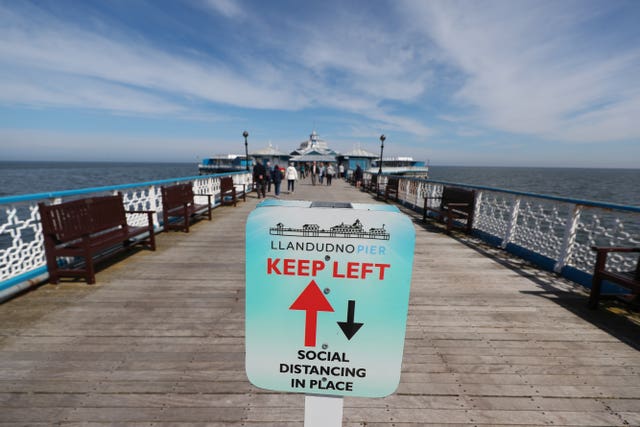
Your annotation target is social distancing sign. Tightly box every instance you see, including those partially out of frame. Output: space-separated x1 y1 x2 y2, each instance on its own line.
245 200 415 398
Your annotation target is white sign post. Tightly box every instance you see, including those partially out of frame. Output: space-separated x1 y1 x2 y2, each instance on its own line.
304 395 343 427
245 200 415 423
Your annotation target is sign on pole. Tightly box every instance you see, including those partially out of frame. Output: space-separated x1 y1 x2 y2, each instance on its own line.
245 200 415 398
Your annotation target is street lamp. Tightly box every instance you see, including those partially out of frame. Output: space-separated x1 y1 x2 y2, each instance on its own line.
378 134 386 176
243 131 249 171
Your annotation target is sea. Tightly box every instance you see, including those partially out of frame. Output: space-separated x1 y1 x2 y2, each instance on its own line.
0 161 639 207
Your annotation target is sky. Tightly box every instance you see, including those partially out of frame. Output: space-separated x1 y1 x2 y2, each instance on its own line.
1 0 639 167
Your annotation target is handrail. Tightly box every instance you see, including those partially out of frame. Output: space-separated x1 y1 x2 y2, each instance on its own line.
0 171 249 204
399 176 640 213
364 171 640 295
0 171 252 301
3 169 639 304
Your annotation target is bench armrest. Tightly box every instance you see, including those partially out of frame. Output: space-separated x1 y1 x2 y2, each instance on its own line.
591 246 640 253
128 210 155 214
591 246 640 276
194 193 213 205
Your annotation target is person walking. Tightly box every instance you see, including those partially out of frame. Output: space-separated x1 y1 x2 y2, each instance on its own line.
252 160 267 198
354 164 363 188
310 161 318 185
326 164 335 186
286 163 298 193
271 163 283 197
338 163 344 179
265 161 272 193
319 163 325 185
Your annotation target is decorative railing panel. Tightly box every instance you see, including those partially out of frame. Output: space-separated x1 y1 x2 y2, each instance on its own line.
510 197 572 261
569 208 640 274
0 204 44 281
473 192 515 243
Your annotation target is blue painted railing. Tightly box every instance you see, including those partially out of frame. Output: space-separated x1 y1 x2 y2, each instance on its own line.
2 170 638 304
0 171 251 301
365 172 639 295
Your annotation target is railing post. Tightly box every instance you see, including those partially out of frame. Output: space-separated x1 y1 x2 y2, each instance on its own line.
472 190 483 231
554 204 582 273
205 176 215 198
403 178 409 206
501 196 521 249
148 185 160 228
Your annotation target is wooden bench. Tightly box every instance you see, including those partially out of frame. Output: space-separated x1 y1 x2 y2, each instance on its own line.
423 186 476 233
161 182 212 232
38 193 156 284
220 177 246 207
384 176 400 202
589 246 640 309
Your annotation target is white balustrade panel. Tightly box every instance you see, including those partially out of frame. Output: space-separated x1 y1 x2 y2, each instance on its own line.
473 193 514 241
0 204 45 281
568 209 640 273
510 198 571 261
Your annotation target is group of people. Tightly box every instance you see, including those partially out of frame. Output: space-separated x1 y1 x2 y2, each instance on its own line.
252 161 298 198
253 160 358 197
306 161 341 186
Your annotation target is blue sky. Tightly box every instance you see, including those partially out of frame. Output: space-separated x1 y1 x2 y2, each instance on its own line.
1 0 639 167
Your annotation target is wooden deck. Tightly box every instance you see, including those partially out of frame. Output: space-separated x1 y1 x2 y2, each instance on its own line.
1 178 639 426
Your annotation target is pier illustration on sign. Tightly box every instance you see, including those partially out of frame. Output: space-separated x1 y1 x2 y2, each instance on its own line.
270 219 390 240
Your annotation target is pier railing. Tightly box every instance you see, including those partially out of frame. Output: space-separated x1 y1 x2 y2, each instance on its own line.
366 172 640 292
0 172 251 301
2 171 638 302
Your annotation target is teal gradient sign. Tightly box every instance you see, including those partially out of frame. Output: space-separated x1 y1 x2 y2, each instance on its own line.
245 201 415 398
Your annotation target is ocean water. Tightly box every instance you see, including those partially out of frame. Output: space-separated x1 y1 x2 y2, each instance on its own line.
428 166 640 207
0 161 638 207
0 161 197 198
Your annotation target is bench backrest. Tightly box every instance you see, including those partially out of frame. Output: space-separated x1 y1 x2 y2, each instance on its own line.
441 186 475 208
387 177 399 189
39 194 127 242
161 183 194 210
220 177 235 193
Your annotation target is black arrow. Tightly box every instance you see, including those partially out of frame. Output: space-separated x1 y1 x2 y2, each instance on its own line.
337 300 364 340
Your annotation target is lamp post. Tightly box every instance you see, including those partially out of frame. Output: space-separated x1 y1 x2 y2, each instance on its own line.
378 134 386 176
243 131 249 171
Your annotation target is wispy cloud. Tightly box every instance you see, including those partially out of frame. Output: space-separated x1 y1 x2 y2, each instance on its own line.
201 0 245 19
0 1 435 137
402 0 640 143
0 128 223 162
0 68 185 115
0 3 306 113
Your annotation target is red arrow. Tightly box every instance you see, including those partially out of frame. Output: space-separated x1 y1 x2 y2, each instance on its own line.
289 280 334 347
